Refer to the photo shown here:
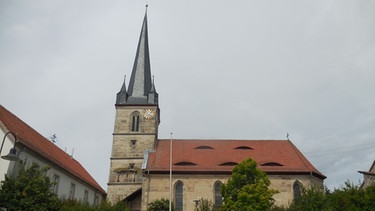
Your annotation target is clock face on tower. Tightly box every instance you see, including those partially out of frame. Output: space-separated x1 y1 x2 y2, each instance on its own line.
143 109 155 119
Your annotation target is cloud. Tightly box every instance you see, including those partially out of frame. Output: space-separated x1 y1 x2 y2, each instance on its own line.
1 0 374 190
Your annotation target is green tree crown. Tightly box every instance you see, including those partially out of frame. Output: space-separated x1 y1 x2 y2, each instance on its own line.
220 158 278 211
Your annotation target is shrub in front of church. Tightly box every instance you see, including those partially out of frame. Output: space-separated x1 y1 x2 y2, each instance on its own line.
288 182 375 210
194 198 220 211
220 158 278 210
148 198 174 211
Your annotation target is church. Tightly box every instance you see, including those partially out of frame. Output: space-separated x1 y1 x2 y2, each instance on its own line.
107 8 326 211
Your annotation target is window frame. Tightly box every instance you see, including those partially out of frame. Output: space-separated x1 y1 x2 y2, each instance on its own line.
214 181 223 207
174 181 184 211
51 174 60 194
69 183 76 200
131 112 140 132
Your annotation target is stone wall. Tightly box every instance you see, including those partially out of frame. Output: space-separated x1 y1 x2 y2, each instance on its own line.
142 173 324 210
107 105 159 203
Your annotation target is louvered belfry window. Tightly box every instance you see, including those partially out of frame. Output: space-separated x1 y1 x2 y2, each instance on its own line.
131 112 140 132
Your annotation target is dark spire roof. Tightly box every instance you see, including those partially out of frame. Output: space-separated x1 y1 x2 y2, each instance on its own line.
116 9 158 105
116 76 127 104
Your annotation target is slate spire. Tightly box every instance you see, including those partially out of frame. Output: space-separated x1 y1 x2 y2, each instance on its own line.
116 76 127 104
116 8 158 105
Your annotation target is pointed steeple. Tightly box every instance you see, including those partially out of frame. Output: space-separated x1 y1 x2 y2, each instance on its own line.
148 76 158 103
116 7 158 105
116 76 127 104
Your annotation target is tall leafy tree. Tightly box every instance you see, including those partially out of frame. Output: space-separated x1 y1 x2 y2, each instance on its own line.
0 162 60 211
220 158 277 211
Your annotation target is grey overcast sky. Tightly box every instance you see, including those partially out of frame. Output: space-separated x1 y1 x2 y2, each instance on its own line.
1 1 374 190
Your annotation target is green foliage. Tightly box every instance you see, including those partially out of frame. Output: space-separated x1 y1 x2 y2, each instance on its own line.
220 158 278 211
288 185 329 211
0 162 61 211
0 162 128 211
194 198 219 211
60 199 128 211
148 198 174 211
288 181 375 211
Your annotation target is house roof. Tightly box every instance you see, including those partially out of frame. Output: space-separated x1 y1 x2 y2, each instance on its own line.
358 160 375 176
147 139 326 179
358 171 375 176
0 105 105 194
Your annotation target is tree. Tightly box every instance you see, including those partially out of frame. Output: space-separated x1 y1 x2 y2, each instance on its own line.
288 185 329 211
0 162 61 211
148 198 174 211
194 198 219 211
59 199 129 211
288 182 375 210
220 158 278 211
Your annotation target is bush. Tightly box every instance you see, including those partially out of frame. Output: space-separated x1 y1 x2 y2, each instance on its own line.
148 198 174 211
0 163 61 211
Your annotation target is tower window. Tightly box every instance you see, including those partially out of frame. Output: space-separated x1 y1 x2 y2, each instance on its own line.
129 163 135 169
131 140 137 146
131 112 140 132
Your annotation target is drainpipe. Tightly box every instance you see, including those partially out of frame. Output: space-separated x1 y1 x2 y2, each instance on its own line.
146 170 150 208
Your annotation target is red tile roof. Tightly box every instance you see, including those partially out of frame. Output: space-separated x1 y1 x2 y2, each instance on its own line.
358 160 375 176
147 139 326 179
0 105 105 194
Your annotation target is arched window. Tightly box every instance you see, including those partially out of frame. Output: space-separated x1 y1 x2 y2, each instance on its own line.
175 181 183 211
293 181 302 200
214 181 223 208
131 112 140 132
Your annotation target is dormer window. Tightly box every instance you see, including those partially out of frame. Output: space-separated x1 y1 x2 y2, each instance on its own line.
174 161 197 166
219 162 238 166
234 146 253 150
260 162 283 167
131 112 140 132
195 145 214 149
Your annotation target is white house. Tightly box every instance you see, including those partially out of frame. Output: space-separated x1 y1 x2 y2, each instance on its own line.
0 105 106 205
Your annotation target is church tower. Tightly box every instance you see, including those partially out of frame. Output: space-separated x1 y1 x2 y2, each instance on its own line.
107 8 159 203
